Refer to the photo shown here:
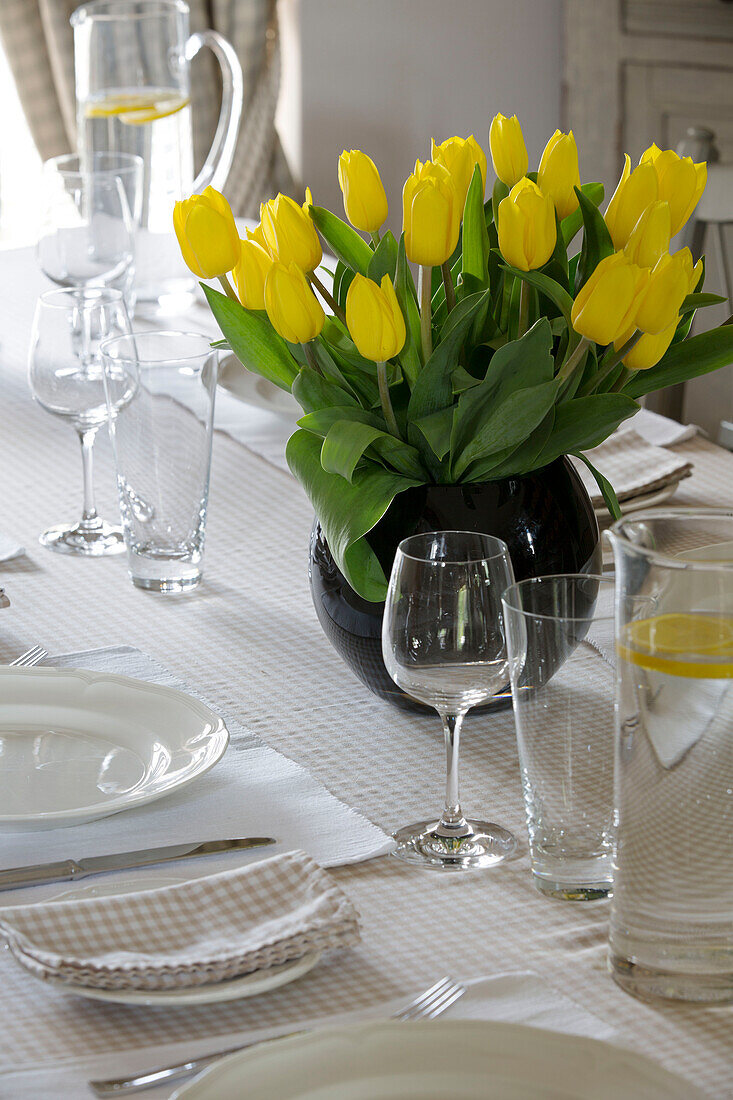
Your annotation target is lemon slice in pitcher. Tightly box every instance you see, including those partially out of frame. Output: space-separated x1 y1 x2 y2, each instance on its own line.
619 613 733 678
85 91 190 125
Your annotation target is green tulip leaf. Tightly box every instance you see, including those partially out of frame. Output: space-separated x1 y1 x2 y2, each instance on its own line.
453 377 561 478
367 231 399 283
533 393 639 467
394 233 422 386
499 264 574 327
333 260 355 311
561 182 604 246
412 406 454 461
463 409 556 482
320 419 423 482
286 428 423 602
202 285 298 392
623 325 733 399
461 164 490 288
574 186 614 293
308 204 373 275
291 366 359 414
492 177 509 226
572 452 621 520
680 292 727 312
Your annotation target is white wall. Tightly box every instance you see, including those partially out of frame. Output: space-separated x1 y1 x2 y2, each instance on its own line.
282 0 563 233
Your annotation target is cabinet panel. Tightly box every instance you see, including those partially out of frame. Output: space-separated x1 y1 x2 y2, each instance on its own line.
624 0 733 42
623 62 733 162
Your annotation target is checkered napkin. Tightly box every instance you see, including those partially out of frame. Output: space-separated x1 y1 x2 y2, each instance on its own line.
0 851 360 992
572 428 692 507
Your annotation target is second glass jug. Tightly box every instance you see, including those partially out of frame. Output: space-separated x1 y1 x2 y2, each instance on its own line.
72 0 243 314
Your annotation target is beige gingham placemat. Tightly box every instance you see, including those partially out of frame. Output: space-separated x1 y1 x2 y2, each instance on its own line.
0 852 360 991
572 429 692 505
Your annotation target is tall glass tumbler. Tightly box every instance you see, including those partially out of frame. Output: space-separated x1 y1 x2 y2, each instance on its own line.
101 331 218 592
503 575 617 901
607 509 733 1003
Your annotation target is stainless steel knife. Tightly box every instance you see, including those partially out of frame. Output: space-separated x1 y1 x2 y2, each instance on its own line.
0 838 277 891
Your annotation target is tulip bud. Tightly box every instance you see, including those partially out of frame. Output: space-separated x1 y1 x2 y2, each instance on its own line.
614 319 677 371
337 150 388 233
537 129 581 220
345 273 406 363
232 238 274 311
633 249 692 335
571 252 649 345
431 134 487 212
623 200 671 269
497 178 556 272
640 144 707 236
402 158 460 267
264 261 324 344
261 193 322 273
489 113 528 188
173 186 240 279
604 154 658 250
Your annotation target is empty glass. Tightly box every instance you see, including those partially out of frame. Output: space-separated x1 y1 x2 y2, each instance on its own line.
607 509 733 1003
503 575 617 901
28 287 132 555
100 331 218 592
38 153 142 302
382 531 517 871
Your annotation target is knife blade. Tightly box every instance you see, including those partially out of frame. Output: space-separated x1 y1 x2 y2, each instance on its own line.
0 838 277 891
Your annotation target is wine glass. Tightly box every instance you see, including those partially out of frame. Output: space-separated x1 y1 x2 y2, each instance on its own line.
382 530 517 871
37 153 142 304
28 287 133 556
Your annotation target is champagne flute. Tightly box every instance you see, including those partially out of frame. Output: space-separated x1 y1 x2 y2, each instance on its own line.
28 287 133 556
382 530 517 871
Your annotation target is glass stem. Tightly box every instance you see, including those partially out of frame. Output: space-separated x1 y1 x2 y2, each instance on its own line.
435 711 472 838
78 428 101 532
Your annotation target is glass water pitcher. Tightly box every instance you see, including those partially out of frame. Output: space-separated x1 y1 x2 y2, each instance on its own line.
71 0 243 314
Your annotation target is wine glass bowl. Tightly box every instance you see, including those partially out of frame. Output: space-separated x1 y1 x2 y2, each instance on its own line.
382 530 517 871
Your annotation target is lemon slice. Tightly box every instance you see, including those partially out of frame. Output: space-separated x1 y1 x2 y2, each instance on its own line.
85 91 189 126
619 613 733 678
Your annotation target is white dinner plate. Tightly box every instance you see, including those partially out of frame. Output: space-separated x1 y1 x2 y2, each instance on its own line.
41 951 321 1006
0 667 228 831
218 353 300 419
171 1020 706 1099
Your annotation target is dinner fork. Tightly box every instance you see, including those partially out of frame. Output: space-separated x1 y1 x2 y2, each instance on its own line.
10 645 48 667
88 976 466 1096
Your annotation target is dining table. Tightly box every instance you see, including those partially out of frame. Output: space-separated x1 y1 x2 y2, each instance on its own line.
0 239 732 1099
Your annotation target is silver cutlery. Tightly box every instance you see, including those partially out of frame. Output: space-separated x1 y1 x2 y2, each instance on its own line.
0 838 277 891
10 644 48 667
89 976 466 1096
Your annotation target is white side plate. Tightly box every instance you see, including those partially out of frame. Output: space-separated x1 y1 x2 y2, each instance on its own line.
218 354 300 420
0 667 228 831
172 1020 706 1100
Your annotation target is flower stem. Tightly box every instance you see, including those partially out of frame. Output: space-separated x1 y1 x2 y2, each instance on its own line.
302 341 322 375
611 367 634 392
217 273 239 302
377 360 401 439
518 280 530 338
369 230 381 248
419 266 433 364
441 261 456 314
558 335 591 381
309 271 347 325
581 331 643 395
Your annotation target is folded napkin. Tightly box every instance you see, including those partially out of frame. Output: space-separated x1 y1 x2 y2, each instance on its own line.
0 850 360 992
572 429 692 508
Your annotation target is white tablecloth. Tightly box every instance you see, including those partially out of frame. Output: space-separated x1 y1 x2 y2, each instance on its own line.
1 247 732 1098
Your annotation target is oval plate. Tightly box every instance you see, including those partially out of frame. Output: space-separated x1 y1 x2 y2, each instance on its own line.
218 354 300 420
0 667 228 830
171 1020 706 1100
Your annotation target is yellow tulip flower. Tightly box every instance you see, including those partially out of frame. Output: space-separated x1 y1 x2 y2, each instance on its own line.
604 154 658 250
345 273 406 363
614 319 677 371
173 186 240 279
337 150 388 233
640 144 707 236
623 200 671 269
232 238 274 311
431 134 487 211
537 129 580 220
571 252 649 345
246 221 270 252
633 249 692 335
402 158 460 267
261 193 322 272
489 113 528 188
496 178 556 272
264 261 324 344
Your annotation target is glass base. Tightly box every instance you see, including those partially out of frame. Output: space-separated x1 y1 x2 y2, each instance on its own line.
39 521 125 557
609 953 733 1004
131 573 201 594
533 872 612 901
391 818 516 872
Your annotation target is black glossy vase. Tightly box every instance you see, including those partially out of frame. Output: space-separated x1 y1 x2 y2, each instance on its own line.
309 457 601 711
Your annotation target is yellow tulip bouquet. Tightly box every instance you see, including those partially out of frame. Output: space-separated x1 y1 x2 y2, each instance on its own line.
175 115 732 602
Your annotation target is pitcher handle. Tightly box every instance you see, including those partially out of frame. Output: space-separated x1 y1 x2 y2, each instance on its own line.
186 30 244 194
